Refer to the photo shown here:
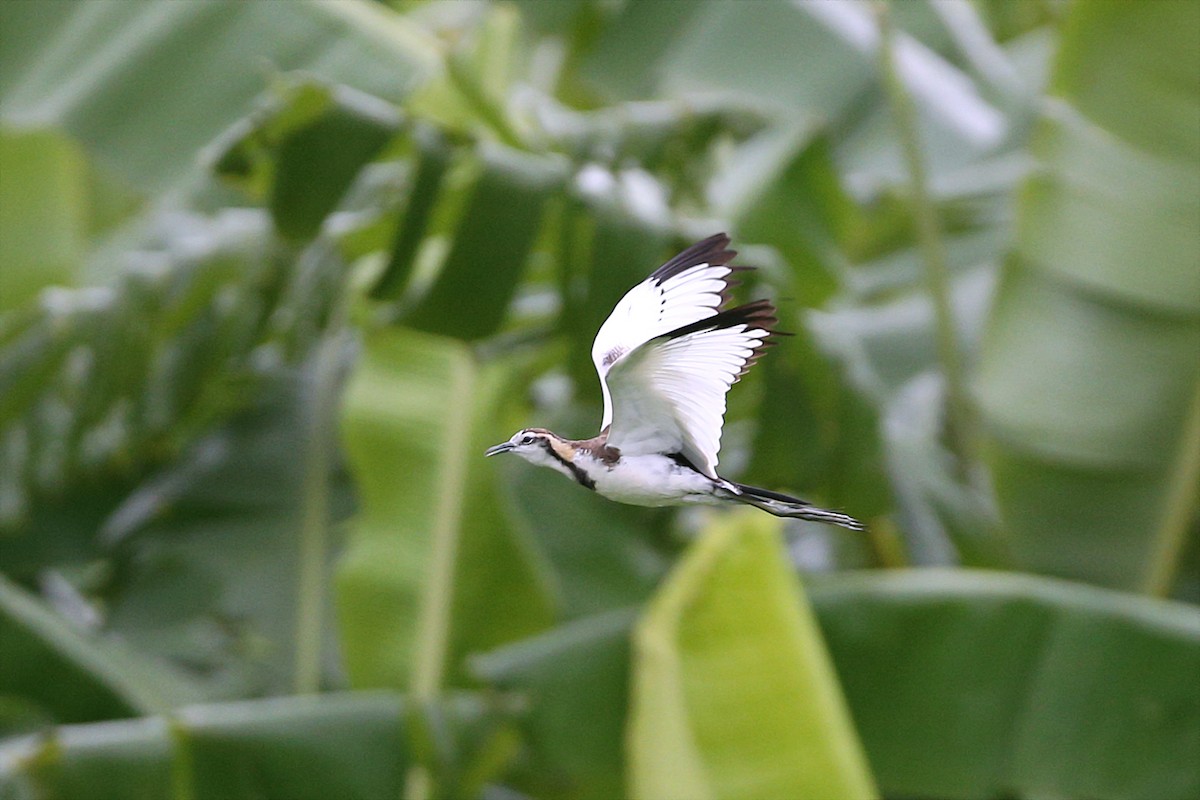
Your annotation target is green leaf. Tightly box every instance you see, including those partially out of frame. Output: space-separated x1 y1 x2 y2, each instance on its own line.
102 369 355 699
270 101 397 242
1 715 173 800
0 572 205 726
0 0 438 194
1052 0 1199 165
812 569 1200 800
0 691 487 800
501 461 672 618
335 327 556 691
213 79 402 242
371 125 453 300
0 208 328 556
471 609 637 800
627 510 876 800
403 143 567 340
977 0 1200 590
0 129 88 313
475 567 1200 800
174 693 410 800
721 128 845 302
1018 104 1200 315
581 0 1005 173
807 266 999 563
576 0 708 102
559 202 671 401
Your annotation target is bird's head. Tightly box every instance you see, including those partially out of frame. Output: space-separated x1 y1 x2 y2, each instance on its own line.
484 428 568 468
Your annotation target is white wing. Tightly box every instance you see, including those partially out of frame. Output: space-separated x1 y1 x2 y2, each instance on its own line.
604 299 777 479
591 233 741 430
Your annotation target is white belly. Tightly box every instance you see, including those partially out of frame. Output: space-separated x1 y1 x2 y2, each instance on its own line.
584 453 718 507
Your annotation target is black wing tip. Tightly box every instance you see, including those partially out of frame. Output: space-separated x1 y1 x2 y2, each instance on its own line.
661 297 781 341
658 297 791 382
647 236 792 382
725 297 778 331
650 232 738 285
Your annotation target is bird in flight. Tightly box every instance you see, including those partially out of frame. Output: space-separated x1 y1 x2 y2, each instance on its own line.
486 233 864 531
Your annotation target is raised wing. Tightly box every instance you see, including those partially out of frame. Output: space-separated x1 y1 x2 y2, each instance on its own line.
604 299 777 478
591 233 742 429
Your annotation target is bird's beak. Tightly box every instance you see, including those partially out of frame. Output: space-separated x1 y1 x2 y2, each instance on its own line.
485 442 515 457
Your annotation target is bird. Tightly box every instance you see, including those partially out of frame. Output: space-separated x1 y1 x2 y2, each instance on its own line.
485 233 864 531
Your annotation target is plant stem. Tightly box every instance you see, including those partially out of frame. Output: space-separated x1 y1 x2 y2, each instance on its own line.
404 351 475 800
874 0 979 478
294 266 353 695
410 354 473 697
1143 379 1200 598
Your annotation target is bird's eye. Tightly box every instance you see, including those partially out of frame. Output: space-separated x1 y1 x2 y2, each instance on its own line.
520 434 536 445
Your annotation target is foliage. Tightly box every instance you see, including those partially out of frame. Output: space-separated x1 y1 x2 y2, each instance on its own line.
627 511 875 800
977 0 1200 592
1 1 1197 799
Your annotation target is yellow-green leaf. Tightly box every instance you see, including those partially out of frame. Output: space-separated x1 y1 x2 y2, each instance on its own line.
628 510 876 800
335 326 555 691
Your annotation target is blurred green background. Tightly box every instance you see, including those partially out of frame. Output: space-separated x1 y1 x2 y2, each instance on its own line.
0 1 1197 798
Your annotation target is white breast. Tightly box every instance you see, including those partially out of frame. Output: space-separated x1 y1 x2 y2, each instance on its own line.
579 452 717 507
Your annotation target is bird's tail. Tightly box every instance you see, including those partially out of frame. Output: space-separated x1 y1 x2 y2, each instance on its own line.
717 482 865 531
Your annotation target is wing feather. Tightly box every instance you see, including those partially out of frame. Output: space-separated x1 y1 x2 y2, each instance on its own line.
591 234 743 429
605 299 779 478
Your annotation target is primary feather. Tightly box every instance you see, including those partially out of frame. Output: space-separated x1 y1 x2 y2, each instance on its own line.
592 234 778 478
591 234 740 426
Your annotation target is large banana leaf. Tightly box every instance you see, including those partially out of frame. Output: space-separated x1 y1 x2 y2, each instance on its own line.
977 0 1200 589
472 608 638 800
335 327 556 690
0 209 281 542
475 566 1199 800
6 567 1195 800
402 144 568 340
579 0 1004 173
0 0 438 194
814 569 1200 799
0 128 117 312
0 691 494 800
627 511 876 800
0 572 205 730
211 78 403 243
99 371 356 699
